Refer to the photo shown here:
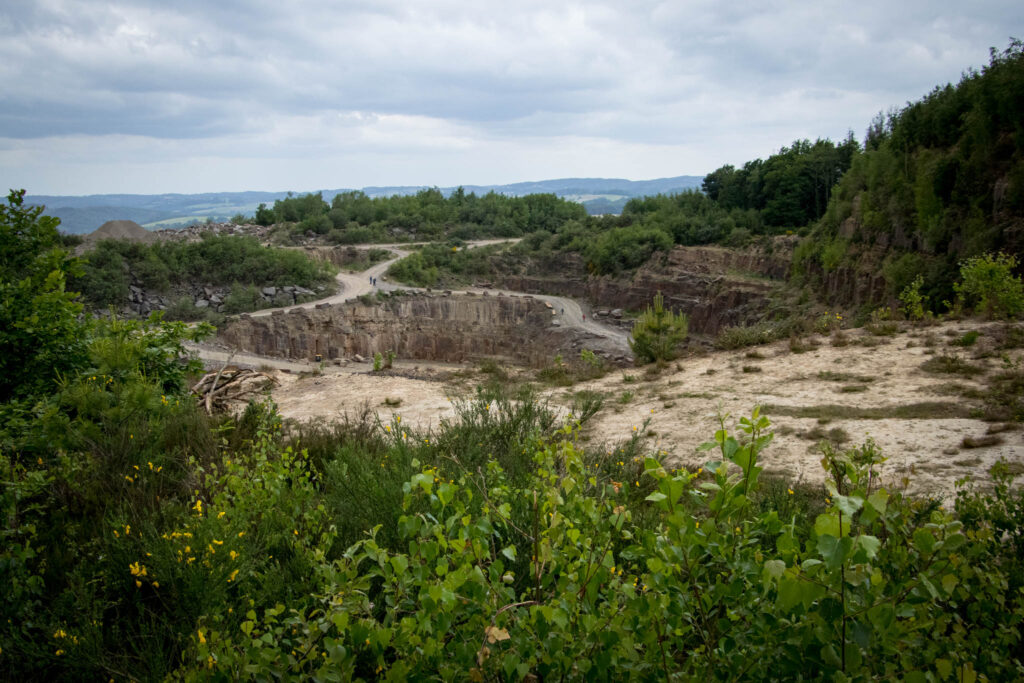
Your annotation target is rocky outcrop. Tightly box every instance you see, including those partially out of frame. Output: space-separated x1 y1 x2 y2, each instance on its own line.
216 293 577 365
498 243 793 335
122 281 325 317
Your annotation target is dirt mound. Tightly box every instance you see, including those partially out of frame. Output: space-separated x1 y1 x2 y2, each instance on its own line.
88 220 155 243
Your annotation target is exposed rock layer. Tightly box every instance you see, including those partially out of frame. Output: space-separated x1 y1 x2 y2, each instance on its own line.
499 244 793 335
217 294 570 365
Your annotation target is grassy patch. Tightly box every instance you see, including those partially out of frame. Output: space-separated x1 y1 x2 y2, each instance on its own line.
817 371 875 383
921 355 986 377
800 425 850 444
961 434 1004 449
715 321 782 350
788 336 817 354
763 402 973 420
953 330 981 347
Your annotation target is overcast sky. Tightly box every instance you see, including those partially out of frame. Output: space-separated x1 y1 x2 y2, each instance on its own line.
1 0 1020 195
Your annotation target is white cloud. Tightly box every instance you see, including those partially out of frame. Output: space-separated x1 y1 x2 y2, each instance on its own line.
0 0 1020 193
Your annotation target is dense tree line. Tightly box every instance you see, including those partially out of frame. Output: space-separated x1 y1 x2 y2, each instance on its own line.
70 234 335 309
795 40 1024 309
253 188 587 243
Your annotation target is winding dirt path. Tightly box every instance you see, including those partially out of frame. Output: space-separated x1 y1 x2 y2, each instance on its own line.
192 239 631 361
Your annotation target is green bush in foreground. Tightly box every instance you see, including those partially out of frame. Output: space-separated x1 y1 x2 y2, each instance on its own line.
161 408 1023 680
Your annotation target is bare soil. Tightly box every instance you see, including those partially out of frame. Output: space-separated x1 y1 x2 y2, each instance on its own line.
269 320 1021 501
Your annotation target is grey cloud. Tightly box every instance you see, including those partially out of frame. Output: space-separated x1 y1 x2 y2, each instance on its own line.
1 0 1022 193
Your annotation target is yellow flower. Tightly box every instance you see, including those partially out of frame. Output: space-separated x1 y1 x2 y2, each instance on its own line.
135 580 141 588
208 544 215 554
217 511 226 519
213 539 223 545
228 569 239 582
238 531 245 538
787 488 794 495
55 649 65 656
229 550 239 561
193 499 203 515
198 629 206 644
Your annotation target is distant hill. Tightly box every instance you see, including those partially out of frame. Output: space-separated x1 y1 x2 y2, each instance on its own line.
27 175 706 233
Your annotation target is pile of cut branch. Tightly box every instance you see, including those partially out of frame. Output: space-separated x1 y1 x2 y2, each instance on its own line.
192 365 278 414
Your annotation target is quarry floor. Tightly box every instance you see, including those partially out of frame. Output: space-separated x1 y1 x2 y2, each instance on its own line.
268 318 1023 501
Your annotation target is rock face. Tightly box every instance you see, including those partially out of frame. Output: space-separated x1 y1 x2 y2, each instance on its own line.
217 294 572 365
501 243 794 335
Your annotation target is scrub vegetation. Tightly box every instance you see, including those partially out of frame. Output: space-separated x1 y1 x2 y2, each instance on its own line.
3 190 1024 680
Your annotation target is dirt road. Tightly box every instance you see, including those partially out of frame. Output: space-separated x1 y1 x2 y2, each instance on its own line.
201 239 631 355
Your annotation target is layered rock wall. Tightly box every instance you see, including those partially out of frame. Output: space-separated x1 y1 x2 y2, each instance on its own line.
217 294 563 365
499 244 793 335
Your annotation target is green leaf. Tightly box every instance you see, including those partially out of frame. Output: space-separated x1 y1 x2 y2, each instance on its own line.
941 574 958 595
856 534 881 561
732 445 752 470
776 577 803 612
913 528 936 555
935 659 953 680
501 545 517 562
867 489 888 515
814 510 850 538
390 555 409 575
818 535 853 570
834 494 863 517
644 457 664 476
645 491 668 504
762 559 785 586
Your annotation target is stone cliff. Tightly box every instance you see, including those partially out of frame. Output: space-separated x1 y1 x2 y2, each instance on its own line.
498 243 794 335
217 293 571 365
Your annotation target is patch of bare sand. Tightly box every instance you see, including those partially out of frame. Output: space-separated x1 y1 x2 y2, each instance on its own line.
271 320 1023 501
273 364 462 429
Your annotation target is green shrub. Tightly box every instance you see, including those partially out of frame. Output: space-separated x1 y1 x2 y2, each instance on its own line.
899 274 926 320
715 321 781 349
954 252 1024 319
629 292 688 363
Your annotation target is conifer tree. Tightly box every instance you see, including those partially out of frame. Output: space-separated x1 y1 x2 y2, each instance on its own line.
629 291 688 363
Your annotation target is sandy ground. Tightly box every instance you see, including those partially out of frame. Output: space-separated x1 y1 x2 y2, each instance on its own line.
269 320 1022 501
